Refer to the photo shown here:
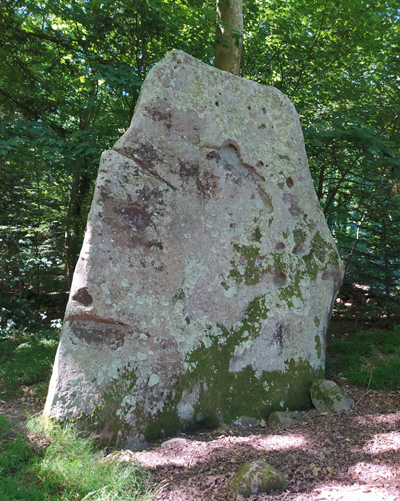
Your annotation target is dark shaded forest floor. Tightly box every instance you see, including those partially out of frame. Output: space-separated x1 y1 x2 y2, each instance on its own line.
2 383 400 501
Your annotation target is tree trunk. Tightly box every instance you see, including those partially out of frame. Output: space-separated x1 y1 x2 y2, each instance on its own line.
214 0 243 75
64 173 80 290
382 219 390 298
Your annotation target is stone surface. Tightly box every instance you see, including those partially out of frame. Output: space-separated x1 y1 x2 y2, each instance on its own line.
160 437 191 448
268 410 302 428
233 416 261 427
45 50 343 448
310 379 354 414
226 460 287 498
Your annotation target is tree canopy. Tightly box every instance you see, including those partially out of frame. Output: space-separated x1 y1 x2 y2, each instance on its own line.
1 0 399 329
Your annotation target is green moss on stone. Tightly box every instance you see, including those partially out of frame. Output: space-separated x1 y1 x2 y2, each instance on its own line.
142 294 323 441
144 356 322 441
174 288 185 301
229 230 341 307
328 249 340 266
302 231 338 280
144 396 181 440
71 364 138 446
311 380 343 405
229 245 266 285
293 227 306 248
315 335 322 359
276 259 305 306
253 226 262 243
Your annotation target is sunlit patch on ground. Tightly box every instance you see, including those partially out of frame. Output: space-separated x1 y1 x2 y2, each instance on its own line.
218 433 308 451
123 433 308 469
348 461 399 482
353 412 400 427
361 432 400 454
307 484 400 501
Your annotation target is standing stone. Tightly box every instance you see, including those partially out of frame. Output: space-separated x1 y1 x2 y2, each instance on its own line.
45 50 343 448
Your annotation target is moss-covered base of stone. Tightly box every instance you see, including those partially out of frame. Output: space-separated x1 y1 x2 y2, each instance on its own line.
59 363 142 449
56 358 323 448
143 296 324 442
143 358 323 442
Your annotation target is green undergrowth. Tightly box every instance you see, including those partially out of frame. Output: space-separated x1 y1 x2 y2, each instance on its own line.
0 414 155 501
327 327 400 390
0 328 60 399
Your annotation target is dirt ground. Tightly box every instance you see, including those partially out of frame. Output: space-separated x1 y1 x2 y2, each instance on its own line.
2 383 400 501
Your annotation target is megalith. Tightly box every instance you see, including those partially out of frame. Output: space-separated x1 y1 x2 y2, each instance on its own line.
45 50 343 448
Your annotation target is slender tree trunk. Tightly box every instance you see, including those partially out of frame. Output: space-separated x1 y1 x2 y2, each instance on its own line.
65 92 97 289
382 219 390 298
34 148 42 309
317 164 326 201
0 0 6 17
64 173 80 290
214 0 243 75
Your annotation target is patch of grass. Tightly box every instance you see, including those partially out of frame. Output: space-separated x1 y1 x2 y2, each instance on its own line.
0 328 59 398
0 415 156 501
329 339 372 357
0 417 32 473
327 327 400 390
336 354 362 372
0 413 41 500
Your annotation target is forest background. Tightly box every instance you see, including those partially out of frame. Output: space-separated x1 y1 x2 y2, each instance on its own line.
1 0 400 333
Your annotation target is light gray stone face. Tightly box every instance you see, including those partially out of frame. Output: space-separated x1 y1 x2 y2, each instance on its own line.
310 379 354 414
45 50 343 448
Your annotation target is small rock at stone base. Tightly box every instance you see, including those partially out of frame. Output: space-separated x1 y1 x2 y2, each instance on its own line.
268 410 302 428
310 379 354 414
226 459 288 498
160 437 191 448
233 416 261 427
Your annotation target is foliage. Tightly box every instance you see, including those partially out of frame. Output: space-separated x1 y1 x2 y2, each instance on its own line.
241 0 400 319
0 415 155 501
327 327 400 390
0 0 399 324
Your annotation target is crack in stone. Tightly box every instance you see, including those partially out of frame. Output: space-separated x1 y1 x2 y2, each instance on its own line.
65 314 130 327
114 146 177 191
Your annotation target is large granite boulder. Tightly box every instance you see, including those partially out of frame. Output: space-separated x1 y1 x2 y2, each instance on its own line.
45 50 343 448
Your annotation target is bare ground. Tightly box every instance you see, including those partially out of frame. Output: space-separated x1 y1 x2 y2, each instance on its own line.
2 384 400 501
114 385 400 501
